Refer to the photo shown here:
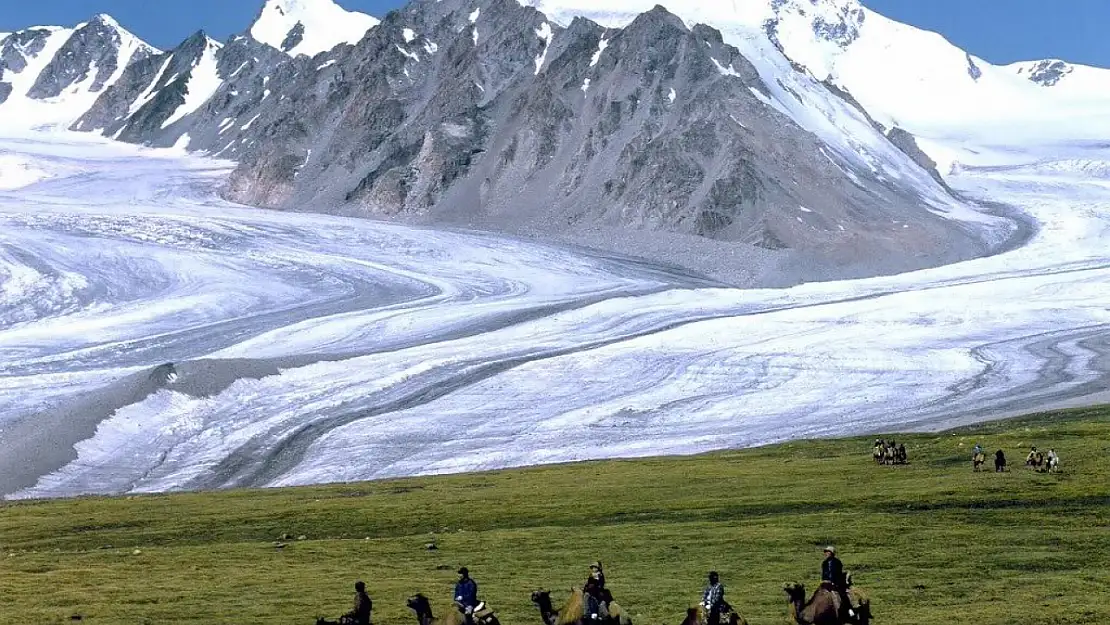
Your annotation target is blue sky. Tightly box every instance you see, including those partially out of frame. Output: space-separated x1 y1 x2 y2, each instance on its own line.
1 0 1106 68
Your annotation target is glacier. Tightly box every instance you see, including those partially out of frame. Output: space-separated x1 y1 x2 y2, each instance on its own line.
1 126 1109 499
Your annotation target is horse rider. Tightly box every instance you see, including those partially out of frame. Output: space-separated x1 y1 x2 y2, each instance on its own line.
583 562 609 620
973 443 982 458
455 567 480 625
1026 446 1038 466
343 581 372 625
701 571 728 625
995 449 1006 472
872 440 883 464
821 546 854 620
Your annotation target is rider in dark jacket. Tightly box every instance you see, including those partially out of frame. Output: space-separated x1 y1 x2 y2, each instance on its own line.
822 547 854 620
583 562 609 620
701 571 727 625
345 581 372 625
455 567 479 625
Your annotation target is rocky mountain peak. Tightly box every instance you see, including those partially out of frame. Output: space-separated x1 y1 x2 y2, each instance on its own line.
27 14 154 100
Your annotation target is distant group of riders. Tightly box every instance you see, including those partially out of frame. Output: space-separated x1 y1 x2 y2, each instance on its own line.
871 439 907 465
322 549 869 625
872 440 1063 474
970 444 1060 473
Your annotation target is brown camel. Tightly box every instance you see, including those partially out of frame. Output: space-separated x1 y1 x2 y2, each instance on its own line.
535 588 631 625
782 583 870 625
407 595 467 625
532 590 560 625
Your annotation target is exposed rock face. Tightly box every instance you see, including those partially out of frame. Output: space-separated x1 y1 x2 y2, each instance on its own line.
1016 59 1074 87
0 29 56 104
886 127 951 191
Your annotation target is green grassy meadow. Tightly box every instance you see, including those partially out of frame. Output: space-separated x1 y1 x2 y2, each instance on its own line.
1 406 1108 625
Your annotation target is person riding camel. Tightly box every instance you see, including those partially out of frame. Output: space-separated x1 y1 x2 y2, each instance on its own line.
583 562 609 620
701 571 728 625
455 567 480 625
343 581 372 625
821 547 854 620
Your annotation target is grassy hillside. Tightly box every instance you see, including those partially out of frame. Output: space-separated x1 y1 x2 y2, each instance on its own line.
2 407 1108 625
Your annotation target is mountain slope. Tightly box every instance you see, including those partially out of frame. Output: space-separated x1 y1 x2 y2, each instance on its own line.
250 0 381 57
0 15 155 129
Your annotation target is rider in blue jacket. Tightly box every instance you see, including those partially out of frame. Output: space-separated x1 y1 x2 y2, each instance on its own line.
455 567 479 625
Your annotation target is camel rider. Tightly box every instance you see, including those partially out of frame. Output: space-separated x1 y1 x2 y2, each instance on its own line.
455 567 480 625
583 562 609 620
344 581 372 625
821 547 855 620
702 571 727 625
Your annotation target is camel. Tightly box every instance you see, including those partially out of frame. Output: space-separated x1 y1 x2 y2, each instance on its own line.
678 605 748 625
407 595 470 625
533 590 559 625
782 583 870 625
533 588 631 625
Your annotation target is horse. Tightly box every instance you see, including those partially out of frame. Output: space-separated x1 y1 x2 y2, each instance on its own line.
1048 452 1060 473
972 452 986 472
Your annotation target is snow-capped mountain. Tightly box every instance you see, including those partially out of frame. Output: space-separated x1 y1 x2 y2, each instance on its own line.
250 0 380 57
4 0 1109 284
750 0 1110 167
0 15 156 129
